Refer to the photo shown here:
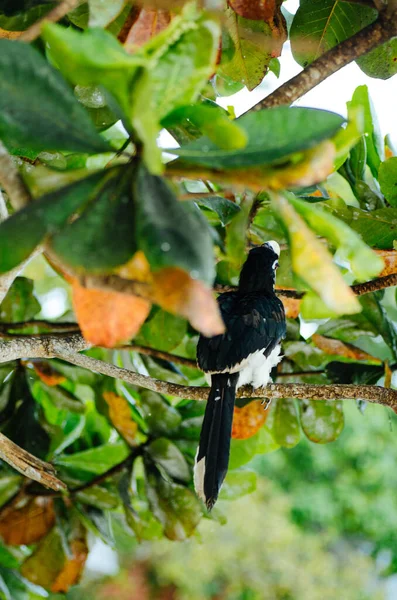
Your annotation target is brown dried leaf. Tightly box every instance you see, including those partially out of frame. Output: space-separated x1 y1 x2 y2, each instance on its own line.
72 280 151 348
278 293 301 319
232 400 268 439
103 391 138 445
0 28 22 39
312 334 382 364
32 361 66 387
375 250 397 277
0 495 55 546
124 8 171 52
228 0 281 23
51 538 88 593
152 267 225 337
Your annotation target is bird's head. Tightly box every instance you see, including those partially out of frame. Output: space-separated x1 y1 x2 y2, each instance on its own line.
238 240 280 293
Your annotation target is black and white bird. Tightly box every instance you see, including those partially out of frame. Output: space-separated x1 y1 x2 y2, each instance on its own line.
195 241 286 509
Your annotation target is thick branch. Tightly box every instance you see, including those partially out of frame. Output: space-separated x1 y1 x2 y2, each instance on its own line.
0 433 66 491
19 0 80 42
255 9 397 110
0 333 89 362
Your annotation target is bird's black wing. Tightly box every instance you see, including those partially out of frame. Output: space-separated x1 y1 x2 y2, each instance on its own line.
197 292 286 373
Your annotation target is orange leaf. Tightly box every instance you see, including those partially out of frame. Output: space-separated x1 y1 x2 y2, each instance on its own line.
228 0 281 22
51 539 88 593
72 280 151 347
152 267 225 337
232 400 268 439
103 391 138 445
0 495 55 546
124 8 171 52
278 294 301 319
375 250 397 277
32 361 66 386
312 334 381 363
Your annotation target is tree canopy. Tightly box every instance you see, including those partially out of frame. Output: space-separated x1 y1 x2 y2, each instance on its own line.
0 0 397 596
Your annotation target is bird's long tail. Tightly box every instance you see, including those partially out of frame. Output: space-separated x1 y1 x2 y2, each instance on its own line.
194 372 239 510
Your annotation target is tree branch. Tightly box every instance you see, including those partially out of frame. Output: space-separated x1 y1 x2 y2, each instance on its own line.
0 333 89 363
19 0 81 42
254 8 397 110
0 433 66 491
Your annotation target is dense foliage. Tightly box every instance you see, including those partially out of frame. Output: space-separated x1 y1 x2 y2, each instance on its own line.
0 0 396 596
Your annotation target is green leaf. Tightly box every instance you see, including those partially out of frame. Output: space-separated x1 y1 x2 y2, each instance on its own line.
300 399 344 443
20 527 65 590
138 309 187 352
76 485 120 510
162 103 247 150
272 399 300 449
225 195 253 268
360 293 397 360
0 170 107 274
0 542 19 570
139 390 182 435
55 440 129 474
379 157 397 207
145 466 202 541
0 40 110 154
141 12 220 119
271 193 360 315
124 507 163 542
290 0 376 67
329 205 397 250
50 166 137 273
0 277 40 322
356 38 397 80
167 107 345 169
146 438 190 482
197 196 241 226
219 8 281 91
219 470 257 500
88 0 127 27
134 164 215 284
229 425 279 469
0 2 54 31
347 85 384 175
0 475 22 509
287 194 384 281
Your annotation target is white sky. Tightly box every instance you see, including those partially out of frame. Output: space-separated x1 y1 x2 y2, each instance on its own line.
217 0 397 143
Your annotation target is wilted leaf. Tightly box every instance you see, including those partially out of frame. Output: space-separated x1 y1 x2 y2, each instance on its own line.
0 171 106 274
145 466 202 540
379 157 397 207
271 193 360 315
146 438 190 482
232 400 268 439
272 398 300 448
72 280 151 347
32 362 66 387
219 470 257 500
300 399 344 444
51 166 137 273
124 8 171 50
219 7 286 91
0 277 40 321
103 391 138 445
311 334 381 364
168 107 345 169
0 495 55 546
0 40 110 154
228 0 281 22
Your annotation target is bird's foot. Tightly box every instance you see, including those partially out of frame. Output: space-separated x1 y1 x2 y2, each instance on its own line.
261 398 272 410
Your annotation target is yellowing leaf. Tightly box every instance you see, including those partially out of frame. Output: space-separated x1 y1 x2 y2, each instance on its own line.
271 193 360 315
277 292 301 319
103 391 138 445
0 495 55 546
124 8 172 52
32 361 66 386
375 250 397 277
72 280 151 347
312 334 381 364
232 400 268 440
51 538 88 593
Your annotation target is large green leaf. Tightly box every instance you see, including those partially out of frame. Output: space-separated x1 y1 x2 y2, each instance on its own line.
139 390 182 435
167 107 345 169
0 171 106 274
229 425 279 469
88 0 127 27
55 441 129 474
219 8 284 91
0 277 40 322
300 399 344 444
379 157 397 207
287 194 384 281
272 399 301 449
290 0 376 67
329 205 397 249
138 309 187 352
356 38 397 80
360 293 397 360
50 166 136 273
197 196 241 226
219 470 257 500
0 2 54 30
0 40 110 154
134 164 215 284
146 438 190 482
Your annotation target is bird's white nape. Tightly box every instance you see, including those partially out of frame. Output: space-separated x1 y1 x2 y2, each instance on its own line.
265 240 280 256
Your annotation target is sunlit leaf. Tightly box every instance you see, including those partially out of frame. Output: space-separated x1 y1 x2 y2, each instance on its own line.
103 391 138 445
272 398 300 448
300 399 344 444
231 400 268 440
0 277 40 321
379 157 397 207
219 470 257 500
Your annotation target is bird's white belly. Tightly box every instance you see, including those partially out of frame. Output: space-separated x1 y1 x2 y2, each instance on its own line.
236 345 282 389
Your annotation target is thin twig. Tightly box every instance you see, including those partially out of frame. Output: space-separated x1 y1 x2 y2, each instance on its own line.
19 0 81 42
0 321 79 332
253 8 397 110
